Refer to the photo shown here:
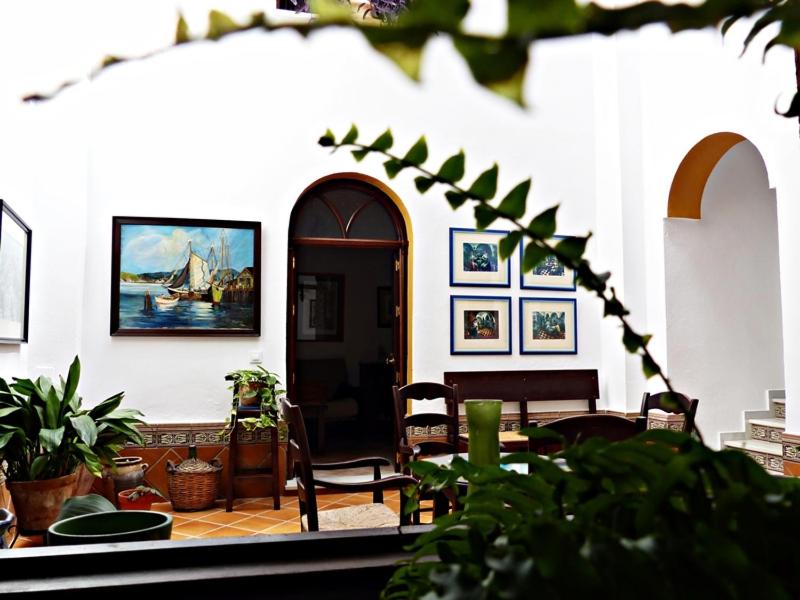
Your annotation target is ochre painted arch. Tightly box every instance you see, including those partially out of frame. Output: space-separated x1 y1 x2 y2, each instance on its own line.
668 132 747 219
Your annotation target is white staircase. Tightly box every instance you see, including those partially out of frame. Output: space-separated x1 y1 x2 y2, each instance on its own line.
721 390 785 476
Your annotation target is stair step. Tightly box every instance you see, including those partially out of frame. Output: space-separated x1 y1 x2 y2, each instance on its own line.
749 418 785 428
725 439 782 455
773 399 785 405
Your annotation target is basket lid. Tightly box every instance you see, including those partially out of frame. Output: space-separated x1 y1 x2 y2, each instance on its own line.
173 445 220 473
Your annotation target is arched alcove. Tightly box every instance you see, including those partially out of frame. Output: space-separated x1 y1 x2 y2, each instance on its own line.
664 138 785 446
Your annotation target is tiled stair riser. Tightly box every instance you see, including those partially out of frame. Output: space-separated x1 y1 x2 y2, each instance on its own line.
738 448 784 473
750 424 784 444
774 403 785 419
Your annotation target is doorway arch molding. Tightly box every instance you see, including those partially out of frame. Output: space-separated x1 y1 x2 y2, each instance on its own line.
287 172 414 389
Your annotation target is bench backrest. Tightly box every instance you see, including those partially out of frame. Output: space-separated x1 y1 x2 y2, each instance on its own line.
443 369 599 426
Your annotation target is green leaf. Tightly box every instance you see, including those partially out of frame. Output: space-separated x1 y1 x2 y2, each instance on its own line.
396 0 470 29
384 159 404 179
445 191 469 209
522 242 549 274
555 235 589 262
363 29 427 81
474 205 497 230
453 36 529 106
57 494 116 522
0 406 20 418
499 231 522 260
30 455 49 480
507 0 584 36
45 386 61 429
437 151 465 183
89 393 124 419
63 355 80 405
318 129 336 147
468 164 499 200
403 136 428 166
622 327 644 353
0 430 15 450
175 14 190 44
74 443 104 478
310 0 353 22
497 179 530 219
342 124 359 145
642 354 661 379
351 148 369 162
70 414 98 447
414 176 435 194
371 129 394 152
529 205 559 239
39 426 65 452
207 10 239 41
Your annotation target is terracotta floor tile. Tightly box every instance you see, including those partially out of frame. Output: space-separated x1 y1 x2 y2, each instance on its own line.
197 511 251 526
176 507 223 520
254 508 299 521
198 526 254 539
170 532 193 540
173 520 224 536
233 515 285 532
265 522 302 534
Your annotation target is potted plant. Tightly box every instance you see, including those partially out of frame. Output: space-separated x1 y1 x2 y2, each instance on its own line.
0 356 146 532
225 366 285 432
118 485 165 510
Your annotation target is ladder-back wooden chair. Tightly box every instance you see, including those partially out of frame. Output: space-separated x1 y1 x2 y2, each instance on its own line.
640 391 699 434
282 398 417 532
528 414 647 454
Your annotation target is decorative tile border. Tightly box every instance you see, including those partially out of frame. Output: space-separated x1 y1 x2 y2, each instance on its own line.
751 423 783 444
130 422 287 449
646 411 685 432
774 402 786 419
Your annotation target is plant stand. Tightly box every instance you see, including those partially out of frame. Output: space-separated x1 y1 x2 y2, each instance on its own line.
225 406 281 512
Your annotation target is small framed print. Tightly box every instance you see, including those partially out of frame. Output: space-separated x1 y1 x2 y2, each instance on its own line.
297 273 344 341
0 201 32 344
449 228 511 287
520 235 576 291
519 297 577 355
450 295 512 355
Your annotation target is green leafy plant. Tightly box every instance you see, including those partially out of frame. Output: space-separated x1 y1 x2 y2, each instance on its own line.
123 485 165 502
224 366 285 432
319 127 674 394
0 356 146 481
385 429 800 599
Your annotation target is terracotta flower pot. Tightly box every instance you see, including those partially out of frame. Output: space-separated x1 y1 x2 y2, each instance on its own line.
7 471 78 534
117 489 161 511
74 464 98 496
238 382 264 407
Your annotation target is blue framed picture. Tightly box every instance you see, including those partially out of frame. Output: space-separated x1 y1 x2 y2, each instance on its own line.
450 295 512 355
519 297 577 354
519 235 576 291
449 228 511 287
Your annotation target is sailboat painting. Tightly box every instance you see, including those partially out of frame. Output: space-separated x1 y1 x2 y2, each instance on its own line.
111 217 261 336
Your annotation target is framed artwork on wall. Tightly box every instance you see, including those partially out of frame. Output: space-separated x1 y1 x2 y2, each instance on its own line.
449 228 511 287
0 200 32 344
519 297 577 354
450 295 512 355
110 216 261 336
519 235 576 290
377 286 392 328
297 273 344 341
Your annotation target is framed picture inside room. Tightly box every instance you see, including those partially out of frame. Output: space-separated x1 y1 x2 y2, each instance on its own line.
520 235 576 290
0 200 32 344
519 297 577 354
110 216 261 336
450 295 512 355
297 273 344 341
449 228 511 287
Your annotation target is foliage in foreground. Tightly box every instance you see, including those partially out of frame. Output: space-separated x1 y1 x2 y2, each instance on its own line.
385 429 800 599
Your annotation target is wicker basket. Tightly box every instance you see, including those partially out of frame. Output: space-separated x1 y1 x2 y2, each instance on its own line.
166 448 223 511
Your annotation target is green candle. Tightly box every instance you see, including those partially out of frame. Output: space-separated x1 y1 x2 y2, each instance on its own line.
466 399 502 466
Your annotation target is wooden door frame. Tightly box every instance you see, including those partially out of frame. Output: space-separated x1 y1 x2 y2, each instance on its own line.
286 176 410 402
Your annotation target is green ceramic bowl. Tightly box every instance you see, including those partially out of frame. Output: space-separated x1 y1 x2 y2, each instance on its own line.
47 510 172 546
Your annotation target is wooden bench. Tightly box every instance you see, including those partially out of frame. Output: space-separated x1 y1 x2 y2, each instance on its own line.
443 369 599 431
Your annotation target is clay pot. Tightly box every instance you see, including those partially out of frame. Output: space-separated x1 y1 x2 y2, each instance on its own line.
117 489 161 511
6 471 78 534
74 464 98 496
238 382 264 407
106 456 149 498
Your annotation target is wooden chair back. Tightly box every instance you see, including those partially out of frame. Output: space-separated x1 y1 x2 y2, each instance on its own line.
529 414 646 454
392 382 460 462
640 392 699 433
281 398 321 531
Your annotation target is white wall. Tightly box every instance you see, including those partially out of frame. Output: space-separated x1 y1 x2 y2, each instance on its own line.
664 141 784 446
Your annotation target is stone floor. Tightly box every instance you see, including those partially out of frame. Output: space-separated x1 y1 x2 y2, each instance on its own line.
10 490 422 548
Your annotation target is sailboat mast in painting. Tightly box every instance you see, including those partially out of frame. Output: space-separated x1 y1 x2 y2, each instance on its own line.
111 217 260 336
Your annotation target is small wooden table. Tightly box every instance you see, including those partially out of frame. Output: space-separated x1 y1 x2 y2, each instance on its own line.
225 406 281 512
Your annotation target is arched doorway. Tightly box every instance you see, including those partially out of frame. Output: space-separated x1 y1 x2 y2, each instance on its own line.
664 135 784 446
287 174 409 458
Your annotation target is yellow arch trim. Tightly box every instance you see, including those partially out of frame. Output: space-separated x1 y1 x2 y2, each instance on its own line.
668 132 746 219
297 172 414 384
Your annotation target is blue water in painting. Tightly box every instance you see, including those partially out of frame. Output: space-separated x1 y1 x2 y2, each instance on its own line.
119 283 253 330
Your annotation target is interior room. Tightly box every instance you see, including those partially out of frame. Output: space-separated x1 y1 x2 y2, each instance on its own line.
2 0 800 596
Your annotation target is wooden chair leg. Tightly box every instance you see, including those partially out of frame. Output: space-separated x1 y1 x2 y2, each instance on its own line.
226 423 238 512
271 427 280 510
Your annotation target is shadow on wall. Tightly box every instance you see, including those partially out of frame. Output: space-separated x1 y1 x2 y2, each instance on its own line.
664 136 785 447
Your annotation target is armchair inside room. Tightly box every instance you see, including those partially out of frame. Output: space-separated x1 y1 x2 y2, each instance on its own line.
295 358 361 451
282 398 416 532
